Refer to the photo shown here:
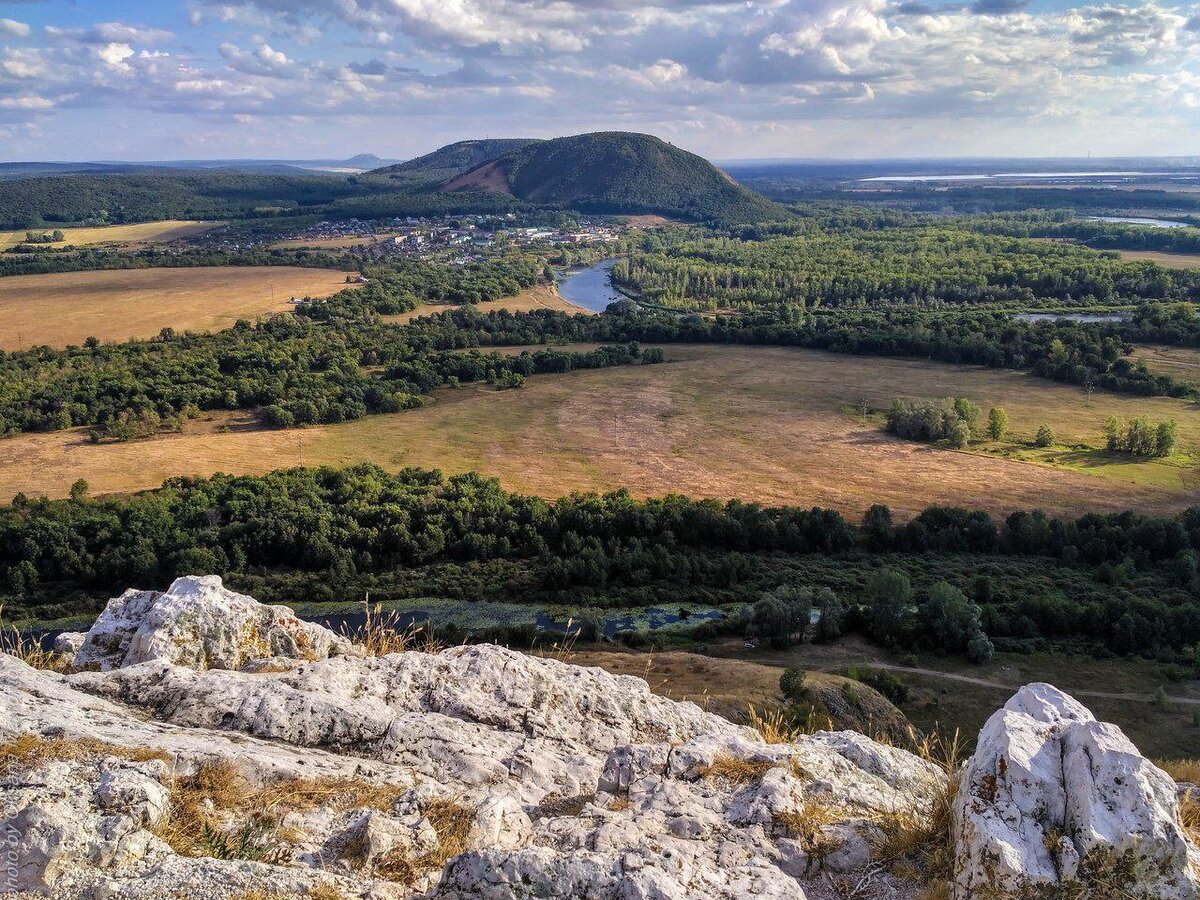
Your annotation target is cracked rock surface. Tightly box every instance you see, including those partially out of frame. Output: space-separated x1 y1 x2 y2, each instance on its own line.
2 577 1196 899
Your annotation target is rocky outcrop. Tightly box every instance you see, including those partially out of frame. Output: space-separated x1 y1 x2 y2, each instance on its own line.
72 575 355 671
2 580 1197 900
953 682 1200 899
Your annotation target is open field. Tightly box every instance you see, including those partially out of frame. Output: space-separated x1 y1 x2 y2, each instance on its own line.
382 282 591 324
0 266 356 350
711 635 1200 758
1133 344 1200 388
0 220 218 250
1115 250 1200 269
270 234 399 250
0 344 1194 516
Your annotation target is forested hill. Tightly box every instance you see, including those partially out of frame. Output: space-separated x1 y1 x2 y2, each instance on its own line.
440 132 787 224
372 138 540 184
0 170 375 229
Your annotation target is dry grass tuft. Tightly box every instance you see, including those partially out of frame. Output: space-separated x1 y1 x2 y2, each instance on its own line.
153 759 260 857
262 775 409 815
1180 790 1199 846
1 609 70 672
699 754 776 785
371 796 475 886
0 733 169 776
748 705 805 745
341 603 444 658
774 800 846 864
871 728 964 882
308 885 348 900
1159 759 1200 784
608 796 631 812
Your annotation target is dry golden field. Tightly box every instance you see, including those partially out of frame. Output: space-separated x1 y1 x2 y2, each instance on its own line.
1133 345 1200 387
1116 250 1200 269
0 266 357 350
0 220 218 250
382 282 592 324
0 344 1193 517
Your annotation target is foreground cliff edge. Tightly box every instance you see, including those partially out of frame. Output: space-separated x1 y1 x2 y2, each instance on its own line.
2 576 1197 899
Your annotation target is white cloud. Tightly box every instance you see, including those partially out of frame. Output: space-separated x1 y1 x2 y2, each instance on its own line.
0 18 31 38
96 42 135 70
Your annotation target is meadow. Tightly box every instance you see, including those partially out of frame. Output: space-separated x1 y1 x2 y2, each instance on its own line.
0 265 357 350
381 282 591 323
1134 344 1200 388
1116 250 1200 269
0 220 217 250
0 344 1193 517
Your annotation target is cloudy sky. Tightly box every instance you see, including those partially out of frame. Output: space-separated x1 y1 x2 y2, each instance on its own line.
0 0 1197 161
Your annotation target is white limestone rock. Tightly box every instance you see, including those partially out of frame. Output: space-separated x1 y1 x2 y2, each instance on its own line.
71 643 746 804
72 574 356 672
1 757 173 891
430 845 805 900
52 631 86 657
953 682 1200 900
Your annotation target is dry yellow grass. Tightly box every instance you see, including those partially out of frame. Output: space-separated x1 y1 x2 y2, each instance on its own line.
382 282 591 324
700 754 775 784
1116 250 1200 270
271 234 399 250
1159 759 1200 783
1132 345 1200 388
0 220 217 250
0 345 1189 518
0 733 169 775
0 266 357 350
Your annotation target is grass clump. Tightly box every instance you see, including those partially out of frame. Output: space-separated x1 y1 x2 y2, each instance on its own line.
774 801 846 867
341 603 443 658
368 796 474 886
699 754 775 785
870 728 964 883
1 609 69 672
749 705 805 745
0 733 169 775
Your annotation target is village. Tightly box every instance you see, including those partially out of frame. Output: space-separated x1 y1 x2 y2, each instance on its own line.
285 213 627 261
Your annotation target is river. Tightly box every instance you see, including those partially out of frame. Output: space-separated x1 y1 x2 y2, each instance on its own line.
1085 216 1192 229
556 258 626 312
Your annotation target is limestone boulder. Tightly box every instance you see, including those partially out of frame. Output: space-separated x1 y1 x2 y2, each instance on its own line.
953 682 1200 899
72 574 356 671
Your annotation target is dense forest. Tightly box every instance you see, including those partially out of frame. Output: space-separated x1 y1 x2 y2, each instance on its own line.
612 220 1199 311
2 465 1197 665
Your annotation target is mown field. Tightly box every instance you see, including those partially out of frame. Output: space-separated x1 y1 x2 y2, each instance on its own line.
0 266 357 350
1134 344 1200 388
1115 250 1200 269
0 344 1193 517
0 220 217 250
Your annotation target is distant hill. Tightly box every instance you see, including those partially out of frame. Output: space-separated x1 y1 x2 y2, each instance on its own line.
436 132 784 223
373 139 540 184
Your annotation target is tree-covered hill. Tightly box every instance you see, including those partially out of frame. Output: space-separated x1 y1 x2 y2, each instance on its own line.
0 170 377 229
441 132 787 224
372 138 541 184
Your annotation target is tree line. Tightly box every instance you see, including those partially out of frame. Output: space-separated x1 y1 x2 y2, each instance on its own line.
2 465 1198 664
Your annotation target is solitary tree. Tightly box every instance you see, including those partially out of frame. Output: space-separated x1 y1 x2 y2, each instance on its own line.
986 407 1008 441
1034 425 1055 448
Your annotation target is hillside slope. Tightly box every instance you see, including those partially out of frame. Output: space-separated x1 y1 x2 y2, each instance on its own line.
441 132 785 223
374 138 540 183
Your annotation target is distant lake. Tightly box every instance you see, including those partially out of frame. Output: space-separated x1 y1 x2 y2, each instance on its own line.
860 172 1179 183
1015 312 1130 323
557 259 626 312
1086 216 1191 229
